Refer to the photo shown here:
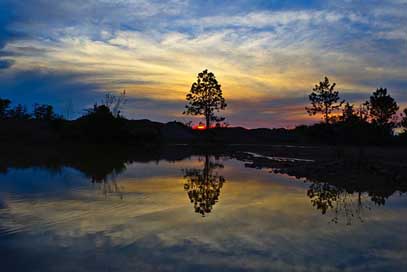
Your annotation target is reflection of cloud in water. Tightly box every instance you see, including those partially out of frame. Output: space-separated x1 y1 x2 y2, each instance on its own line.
0 159 407 271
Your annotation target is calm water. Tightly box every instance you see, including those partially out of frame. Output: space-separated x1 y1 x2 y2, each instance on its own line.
0 153 406 271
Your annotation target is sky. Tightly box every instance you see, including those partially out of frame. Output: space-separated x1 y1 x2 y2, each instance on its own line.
0 0 406 128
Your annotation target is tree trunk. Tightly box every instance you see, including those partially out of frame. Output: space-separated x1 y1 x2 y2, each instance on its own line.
205 109 210 128
325 106 329 124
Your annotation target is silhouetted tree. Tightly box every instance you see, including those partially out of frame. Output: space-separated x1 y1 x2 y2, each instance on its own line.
356 102 370 122
85 104 113 117
367 88 399 128
183 155 225 217
183 69 227 128
77 104 130 142
34 104 57 121
306 77 344 124
340 102 359 123
7 104 31 120
102 90 127 117
0 98 11 119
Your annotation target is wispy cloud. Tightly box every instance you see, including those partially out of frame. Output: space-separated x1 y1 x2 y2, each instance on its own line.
0 0 406 127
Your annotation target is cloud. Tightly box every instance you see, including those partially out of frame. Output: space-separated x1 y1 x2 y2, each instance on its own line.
0 59 14 69
176 10 366 30
0 69 104 117
0 0 406 126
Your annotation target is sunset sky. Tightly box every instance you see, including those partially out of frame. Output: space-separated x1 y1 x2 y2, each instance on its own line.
0 0 406 128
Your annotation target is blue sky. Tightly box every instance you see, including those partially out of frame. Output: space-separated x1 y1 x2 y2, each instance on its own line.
0 0 406 127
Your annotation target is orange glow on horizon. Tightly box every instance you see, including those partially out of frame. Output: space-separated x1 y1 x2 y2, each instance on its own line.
193 123 207 130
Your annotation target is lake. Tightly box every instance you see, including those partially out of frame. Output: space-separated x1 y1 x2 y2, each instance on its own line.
0 148 406 271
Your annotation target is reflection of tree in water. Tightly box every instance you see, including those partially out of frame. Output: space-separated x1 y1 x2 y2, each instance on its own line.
91 169 124 200
239 151 406 225
183 155 226 217
76 153 128 200
307 182 383 225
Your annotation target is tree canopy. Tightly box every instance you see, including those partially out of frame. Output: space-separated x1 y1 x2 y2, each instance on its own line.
367 88 399 128
306 77 344 124
8 104 31 120
340 102 359 123
183 69 227 128
0 98 11 119
34 104 57 121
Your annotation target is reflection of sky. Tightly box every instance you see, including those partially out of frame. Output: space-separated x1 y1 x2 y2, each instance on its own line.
0 157 407 271
0 167 88 194
1 1 406 127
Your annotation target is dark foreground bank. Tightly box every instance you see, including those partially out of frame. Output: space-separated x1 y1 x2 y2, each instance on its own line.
1 117 407 146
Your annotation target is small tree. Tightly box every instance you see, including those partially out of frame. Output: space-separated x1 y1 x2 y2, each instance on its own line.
85 104 113 117
306 76 344 124
34 104 56 121
8 104 31 120
367 88 399 128
340 102 358 123
356 102 370 122
183 69 227 128
102 90 127 117
0 98 11 119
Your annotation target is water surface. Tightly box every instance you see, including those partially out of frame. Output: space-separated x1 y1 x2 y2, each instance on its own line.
0 152 406 271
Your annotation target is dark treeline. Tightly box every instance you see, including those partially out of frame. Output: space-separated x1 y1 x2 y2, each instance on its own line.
0 92 163 144
0 99 62 121
301 76 406 145
1 74 406 145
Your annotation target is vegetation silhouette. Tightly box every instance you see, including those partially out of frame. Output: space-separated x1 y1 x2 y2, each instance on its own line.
183 154 226 217
1 72 407 224
1 74 407 146
0 98 11 119
307 183 371 225
183 69 227 128
306 76 344 124
367 88 399 129
237 147 407 224
101 90 127 117
33 103 60 121
7 104 31 120
302 78 405 145
74 104 130 143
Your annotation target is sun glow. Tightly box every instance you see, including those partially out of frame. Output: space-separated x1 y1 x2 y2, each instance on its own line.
193 123 207 130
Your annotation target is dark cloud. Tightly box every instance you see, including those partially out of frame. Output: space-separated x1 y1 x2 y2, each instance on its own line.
0 1 14 49
224 91 395 128
0 70 103 117
122 96 185 122
224 97 308 128
0 70 185 122
0 59 15 69
0 46 53 57
351 78 407 103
